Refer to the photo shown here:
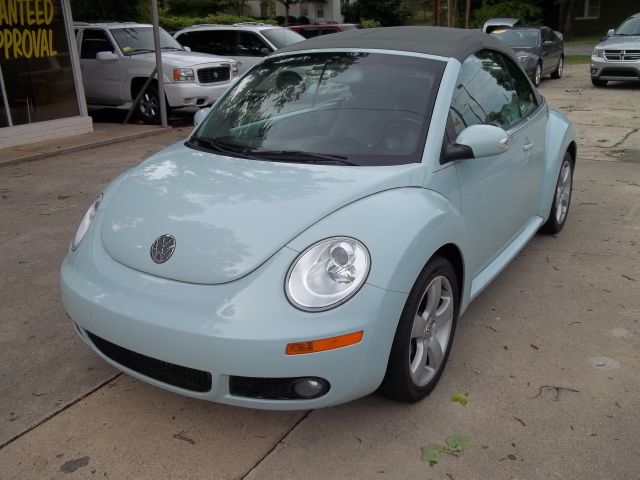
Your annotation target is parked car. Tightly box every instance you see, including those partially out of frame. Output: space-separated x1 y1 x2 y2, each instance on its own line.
74 22 240 123
61 27 576 410
490 26 564 87
591 12 640 87
482 17 521 33
174 23 305 75
287 23 361 39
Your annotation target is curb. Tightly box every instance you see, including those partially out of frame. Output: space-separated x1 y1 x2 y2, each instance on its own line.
0 126 171 168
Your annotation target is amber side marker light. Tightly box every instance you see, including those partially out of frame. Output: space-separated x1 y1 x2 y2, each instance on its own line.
286 331 364 355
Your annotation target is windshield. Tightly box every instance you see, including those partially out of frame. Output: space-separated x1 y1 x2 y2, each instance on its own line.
615 16 640 35
190 52 445 166
110 27 183 54
492 29 540 47
261 28 305 49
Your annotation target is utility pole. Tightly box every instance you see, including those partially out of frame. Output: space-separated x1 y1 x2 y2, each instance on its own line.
434 0 440 26
465 0 471 28
151 0 168 127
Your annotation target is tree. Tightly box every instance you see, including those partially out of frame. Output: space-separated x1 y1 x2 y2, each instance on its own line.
70 0 151 22
472 0 543 28
228 0 248 15
352 0 410 26
276 0 302 25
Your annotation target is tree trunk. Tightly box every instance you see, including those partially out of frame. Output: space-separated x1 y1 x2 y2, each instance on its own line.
285 4 290 25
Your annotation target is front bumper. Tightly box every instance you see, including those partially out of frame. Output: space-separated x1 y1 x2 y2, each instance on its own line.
60 222 407 409
164 78 238 108
590 56 640 82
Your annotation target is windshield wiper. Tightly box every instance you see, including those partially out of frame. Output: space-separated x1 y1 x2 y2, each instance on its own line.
187 137 258 159
128 48 155 55
248 150 357 166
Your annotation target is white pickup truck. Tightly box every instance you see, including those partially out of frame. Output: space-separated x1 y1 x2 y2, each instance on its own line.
74 22 239 123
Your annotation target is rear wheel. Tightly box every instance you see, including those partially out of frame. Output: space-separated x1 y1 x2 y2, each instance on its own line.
591 77 608 87
541 151 573 234
380 256 459 403
551 56 564 79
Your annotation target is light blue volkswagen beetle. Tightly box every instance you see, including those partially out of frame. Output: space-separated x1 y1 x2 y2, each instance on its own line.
61 27 576 409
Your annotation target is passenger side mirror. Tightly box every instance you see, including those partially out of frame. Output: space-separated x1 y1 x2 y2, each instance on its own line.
444 124 509 162
96 51 117 61
259 47 272 56
194 107 211 126
184 46 191 52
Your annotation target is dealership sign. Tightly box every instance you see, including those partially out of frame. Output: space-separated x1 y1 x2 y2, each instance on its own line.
0 0 58 60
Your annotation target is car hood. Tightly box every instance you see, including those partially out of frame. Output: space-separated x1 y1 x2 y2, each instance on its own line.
512 47 538 56
100 143 424 284
135 51 235 67
597 36 640 50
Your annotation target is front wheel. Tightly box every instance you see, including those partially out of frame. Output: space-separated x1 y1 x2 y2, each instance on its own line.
541 152 573 234
533 63 542 87
136 84 168 124
379 256 459 403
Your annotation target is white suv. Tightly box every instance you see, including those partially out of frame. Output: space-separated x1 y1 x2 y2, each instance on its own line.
174 23 305 75
74 22 240 123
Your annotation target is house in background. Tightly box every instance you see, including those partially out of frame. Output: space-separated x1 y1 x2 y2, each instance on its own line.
573 0 636 36
245 0 345 23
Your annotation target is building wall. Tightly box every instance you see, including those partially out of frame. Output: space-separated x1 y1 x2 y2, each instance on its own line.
275 1 344 23
573 0 638 36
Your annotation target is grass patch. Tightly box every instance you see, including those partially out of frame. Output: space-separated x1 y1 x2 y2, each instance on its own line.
565 35 602 46
565 54 590 65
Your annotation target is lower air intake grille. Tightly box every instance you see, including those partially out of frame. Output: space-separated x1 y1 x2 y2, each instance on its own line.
87 331 212 393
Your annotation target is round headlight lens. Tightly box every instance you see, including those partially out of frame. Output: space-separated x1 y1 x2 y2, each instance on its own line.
286 237 370 311
71 194 102 251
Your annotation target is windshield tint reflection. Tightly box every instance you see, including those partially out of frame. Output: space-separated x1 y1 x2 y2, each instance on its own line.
190 52 445 166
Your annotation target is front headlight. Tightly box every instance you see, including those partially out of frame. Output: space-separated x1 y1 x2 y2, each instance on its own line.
592 47 604 58
286 237 370 311
71 194 102 251
517 54 529 63
173 67 195 82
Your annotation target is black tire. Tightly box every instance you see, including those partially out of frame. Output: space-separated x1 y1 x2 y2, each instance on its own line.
551 56 564 79
533 62 542 87
379 256 459 403
591 77 608 87
136 84 163 124
541 151 573 234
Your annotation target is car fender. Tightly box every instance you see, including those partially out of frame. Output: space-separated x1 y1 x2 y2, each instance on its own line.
537 108 577 220
287 186 470 306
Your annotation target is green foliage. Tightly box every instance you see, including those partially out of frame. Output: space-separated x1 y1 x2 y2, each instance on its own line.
165 0 223 16
421 444 446 466
70 0 151 22
361 18 381 28
421 434 471 467
473 0 543 28
450 393 469 406
343 0 410 27
160 14 277 30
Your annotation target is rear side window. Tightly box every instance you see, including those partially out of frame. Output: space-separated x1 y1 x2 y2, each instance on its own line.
178 30 236 56
80 29 114 59
450 50 538 135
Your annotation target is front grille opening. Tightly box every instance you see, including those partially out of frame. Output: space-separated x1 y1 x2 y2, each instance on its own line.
601 68 639 78
198 66 231 84
87 331 212 393
229 376 330 400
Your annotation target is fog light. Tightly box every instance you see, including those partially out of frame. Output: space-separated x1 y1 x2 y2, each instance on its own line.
293 378 330 399
591 68 597 74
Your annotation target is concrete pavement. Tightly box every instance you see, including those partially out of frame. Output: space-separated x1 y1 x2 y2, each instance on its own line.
0 65 638 479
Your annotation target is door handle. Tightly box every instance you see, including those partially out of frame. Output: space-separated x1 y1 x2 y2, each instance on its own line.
523 141 534 152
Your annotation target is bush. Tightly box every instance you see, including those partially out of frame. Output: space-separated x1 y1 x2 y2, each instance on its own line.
473 0 543 28
298 16 310 25
166 0 221 16
160 14 276 31
361 18 380 28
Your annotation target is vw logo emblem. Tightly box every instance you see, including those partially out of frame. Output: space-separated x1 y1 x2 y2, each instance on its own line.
150 234 176 264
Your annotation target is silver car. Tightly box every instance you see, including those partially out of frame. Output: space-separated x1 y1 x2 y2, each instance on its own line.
591 12 640 87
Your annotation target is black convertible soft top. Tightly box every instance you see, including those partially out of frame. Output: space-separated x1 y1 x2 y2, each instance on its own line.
276 26 514 62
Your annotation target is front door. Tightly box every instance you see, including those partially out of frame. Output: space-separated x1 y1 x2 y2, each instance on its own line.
79 29 122 105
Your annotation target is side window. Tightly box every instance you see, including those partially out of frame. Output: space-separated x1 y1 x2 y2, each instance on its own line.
323 28 339 34
80 29 114 59
500 54 538 118
178 31 236 56
237 32 270 56
302 28 319 38
541 28 555 43
450 50 528 135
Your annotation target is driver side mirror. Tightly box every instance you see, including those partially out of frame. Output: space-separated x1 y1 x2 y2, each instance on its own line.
606 28 615 37
96 51 117 61
444 124 509 163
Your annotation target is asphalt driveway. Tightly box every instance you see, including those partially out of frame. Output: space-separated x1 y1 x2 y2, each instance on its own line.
0 65 638 479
